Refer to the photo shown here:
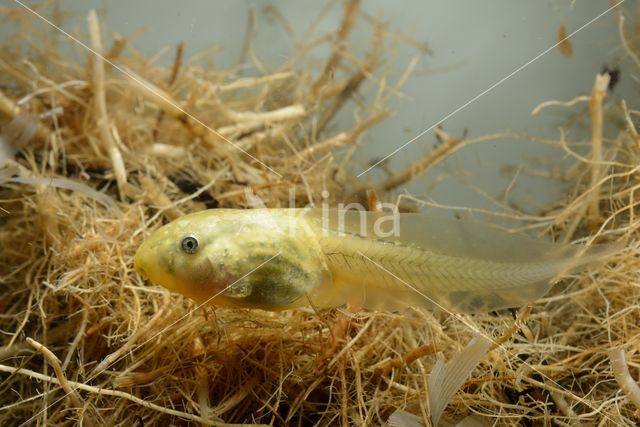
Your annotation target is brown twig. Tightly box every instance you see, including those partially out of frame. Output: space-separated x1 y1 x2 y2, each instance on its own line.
379 126 465 192
609 348 640 411
587 73 610 228
154 41 184 140
492 304 532 349
366 189 381 211
0 364 250 426
322 304 361 362
27 337 85 410
292 109 392 162
311 0 361 96
373 344 440 377
316 18 381 134
105 32 126 61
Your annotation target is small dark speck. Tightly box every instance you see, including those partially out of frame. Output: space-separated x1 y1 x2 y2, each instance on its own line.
601 65 620 92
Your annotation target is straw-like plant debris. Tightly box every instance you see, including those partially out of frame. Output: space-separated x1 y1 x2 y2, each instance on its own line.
1 2 639 426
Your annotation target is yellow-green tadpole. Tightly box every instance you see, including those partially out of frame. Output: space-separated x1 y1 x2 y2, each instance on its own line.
134 208 620 313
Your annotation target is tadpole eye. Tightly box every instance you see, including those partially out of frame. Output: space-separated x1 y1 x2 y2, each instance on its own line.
180 234 199 254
